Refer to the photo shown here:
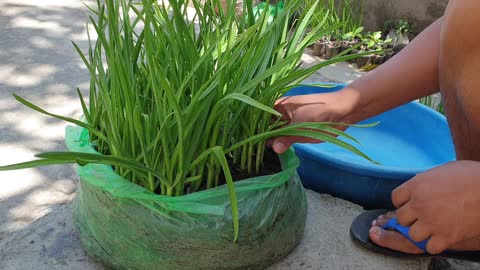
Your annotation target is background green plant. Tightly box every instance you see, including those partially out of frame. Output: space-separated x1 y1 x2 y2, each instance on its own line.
384 19 413 35
1 0 373 240
303 0 364 41
342 26 363 42
419 95 445 114
361 31 392 51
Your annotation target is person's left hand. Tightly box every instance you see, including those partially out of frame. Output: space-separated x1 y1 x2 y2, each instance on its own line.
391 160 480 254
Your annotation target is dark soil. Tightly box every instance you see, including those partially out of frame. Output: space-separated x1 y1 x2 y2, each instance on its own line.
183 148 282 194
204 148 283 193
229 147 282 182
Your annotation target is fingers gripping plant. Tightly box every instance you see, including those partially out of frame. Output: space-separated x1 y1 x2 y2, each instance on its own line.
2 0 371 240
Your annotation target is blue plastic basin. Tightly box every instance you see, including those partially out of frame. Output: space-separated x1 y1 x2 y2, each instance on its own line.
287 83 456 209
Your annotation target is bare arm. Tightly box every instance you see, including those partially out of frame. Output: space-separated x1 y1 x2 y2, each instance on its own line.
341 18 443 123
272 19 443 154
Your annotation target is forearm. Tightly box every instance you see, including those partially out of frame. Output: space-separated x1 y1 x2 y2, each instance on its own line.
340 18 443 123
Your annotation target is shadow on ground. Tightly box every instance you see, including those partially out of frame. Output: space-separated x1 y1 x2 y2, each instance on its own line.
0 0 95 237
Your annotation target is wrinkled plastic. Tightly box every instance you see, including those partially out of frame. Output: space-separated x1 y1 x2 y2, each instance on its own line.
66 125 307 270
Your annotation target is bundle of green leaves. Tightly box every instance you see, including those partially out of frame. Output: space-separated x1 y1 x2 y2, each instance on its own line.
3 0 372 239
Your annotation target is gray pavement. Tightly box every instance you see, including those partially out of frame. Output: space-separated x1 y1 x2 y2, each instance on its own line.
0 1 477 269
0 0 92 238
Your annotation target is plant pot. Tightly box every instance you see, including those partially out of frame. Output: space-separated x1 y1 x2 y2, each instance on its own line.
67 126 307 270
372 54 385 65
387 30 410 52
344 39 359 52
313 40 327 57
339 42 352 54
384 50 395 62
324 43 340 60
356 54 373 68
347 48 359 64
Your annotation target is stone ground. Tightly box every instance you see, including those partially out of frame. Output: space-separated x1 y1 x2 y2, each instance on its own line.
0 0 477 269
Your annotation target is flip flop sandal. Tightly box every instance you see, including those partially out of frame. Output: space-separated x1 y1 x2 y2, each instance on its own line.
350 209 480 262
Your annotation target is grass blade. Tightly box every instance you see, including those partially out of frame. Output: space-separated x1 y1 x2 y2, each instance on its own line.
13 94 106 141
35 152 171 188
211 146 239 242
0 159 75 170
222 93 282 117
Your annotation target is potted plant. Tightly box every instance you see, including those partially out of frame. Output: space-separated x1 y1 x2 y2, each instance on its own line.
341 26 363 52
313 36 329 57
0 0 372 269
341 26 364 63
324 36 342 59
311 0 343 60
310 0 364 60
383 47 395 62
310 5 329 57
355 32 374 68
356 31 392 68
313 35 341 60
322 0 342 60
385 19 412 52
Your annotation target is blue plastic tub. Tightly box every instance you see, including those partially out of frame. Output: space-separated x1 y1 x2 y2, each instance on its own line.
287 83 456 209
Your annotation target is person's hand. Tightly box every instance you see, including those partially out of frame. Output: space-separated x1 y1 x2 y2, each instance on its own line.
270 89 359 154
392 160 480 254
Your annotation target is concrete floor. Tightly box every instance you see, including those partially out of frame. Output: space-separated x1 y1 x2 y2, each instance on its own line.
0 1 477 269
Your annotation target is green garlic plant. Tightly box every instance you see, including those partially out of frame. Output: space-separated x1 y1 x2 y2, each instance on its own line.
2 0 373 240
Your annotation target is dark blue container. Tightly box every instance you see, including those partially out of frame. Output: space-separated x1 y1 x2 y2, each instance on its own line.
287 83 456 209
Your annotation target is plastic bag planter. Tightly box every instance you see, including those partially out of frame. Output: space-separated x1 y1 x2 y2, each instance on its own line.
66 125 307 270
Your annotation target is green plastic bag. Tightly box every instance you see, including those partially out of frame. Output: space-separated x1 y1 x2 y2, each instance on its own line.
252 1 284 23
66 125 307 270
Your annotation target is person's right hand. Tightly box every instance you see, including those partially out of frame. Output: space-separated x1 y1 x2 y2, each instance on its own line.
270 89 359 154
